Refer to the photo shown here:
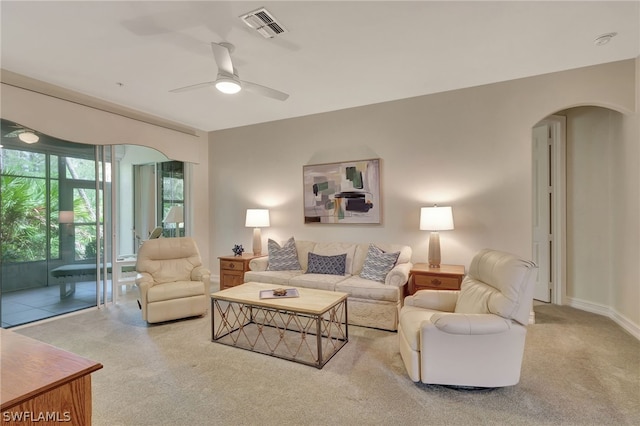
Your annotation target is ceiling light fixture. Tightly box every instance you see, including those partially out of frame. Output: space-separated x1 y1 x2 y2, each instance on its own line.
594 32 617 46
18 131 39 144
215 77 242 94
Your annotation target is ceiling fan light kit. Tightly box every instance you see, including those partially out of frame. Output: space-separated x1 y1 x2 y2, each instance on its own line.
215 77 241 94
169 42 289 101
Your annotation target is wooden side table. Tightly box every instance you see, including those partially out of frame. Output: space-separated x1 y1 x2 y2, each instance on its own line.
408 264 466 295
218 253 266 290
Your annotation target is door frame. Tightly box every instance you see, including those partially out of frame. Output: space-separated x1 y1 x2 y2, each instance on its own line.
534 115 567 305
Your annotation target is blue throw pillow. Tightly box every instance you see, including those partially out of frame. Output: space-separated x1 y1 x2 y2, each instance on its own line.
306 252 347 275
267 237 301 271
359 244 400 283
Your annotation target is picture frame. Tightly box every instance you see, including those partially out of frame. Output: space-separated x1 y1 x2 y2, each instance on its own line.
303 158 381 224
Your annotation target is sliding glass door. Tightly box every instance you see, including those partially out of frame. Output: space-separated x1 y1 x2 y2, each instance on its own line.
0 119 113 327
1 119 188 326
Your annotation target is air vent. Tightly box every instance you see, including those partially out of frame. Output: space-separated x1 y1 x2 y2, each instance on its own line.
240 7 287 39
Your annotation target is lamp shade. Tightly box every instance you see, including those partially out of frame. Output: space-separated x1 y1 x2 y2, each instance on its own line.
245 209 270 227
420 206 454 231
163 205 184 224
59 211 74 224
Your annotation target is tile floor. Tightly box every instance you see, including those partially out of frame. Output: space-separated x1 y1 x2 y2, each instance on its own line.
1 281 117 328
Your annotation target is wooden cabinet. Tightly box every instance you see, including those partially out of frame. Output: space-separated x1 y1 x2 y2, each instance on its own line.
219 254 265 290
408 264 465 295
1 328 103 426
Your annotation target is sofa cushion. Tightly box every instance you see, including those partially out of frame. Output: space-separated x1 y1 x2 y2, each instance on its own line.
267 237 301 271
359 244 400 283
244 270 303 286
289 273 348 292
306 252 347 275
336 276 400 302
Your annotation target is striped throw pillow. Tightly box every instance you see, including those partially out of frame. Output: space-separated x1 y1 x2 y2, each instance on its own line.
359 244 400 283
267 237 301 271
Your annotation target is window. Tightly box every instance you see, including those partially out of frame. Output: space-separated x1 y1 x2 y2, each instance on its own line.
159 161 184 237
0 149 59 262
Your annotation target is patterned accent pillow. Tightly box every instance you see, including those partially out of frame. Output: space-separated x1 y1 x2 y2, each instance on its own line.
359 244 400 283
306 252 347 276
267 237 301 271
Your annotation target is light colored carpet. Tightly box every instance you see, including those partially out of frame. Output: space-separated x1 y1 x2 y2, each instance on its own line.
14 292 640 426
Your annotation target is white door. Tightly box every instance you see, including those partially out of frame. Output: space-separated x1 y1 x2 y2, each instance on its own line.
532 124 552 302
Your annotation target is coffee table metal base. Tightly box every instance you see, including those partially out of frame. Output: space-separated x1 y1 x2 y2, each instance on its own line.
211 297 348 369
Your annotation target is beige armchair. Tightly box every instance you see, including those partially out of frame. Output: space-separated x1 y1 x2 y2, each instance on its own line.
398 249 537 387
136 237 211 324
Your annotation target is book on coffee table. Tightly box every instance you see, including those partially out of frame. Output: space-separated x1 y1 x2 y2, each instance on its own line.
259 288 300 299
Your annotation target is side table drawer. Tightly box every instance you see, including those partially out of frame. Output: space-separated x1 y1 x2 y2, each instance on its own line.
414 274 461 290
221 270 244 288
220 260 243 271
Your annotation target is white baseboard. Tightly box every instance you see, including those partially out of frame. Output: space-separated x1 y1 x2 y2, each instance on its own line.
566 297 640 340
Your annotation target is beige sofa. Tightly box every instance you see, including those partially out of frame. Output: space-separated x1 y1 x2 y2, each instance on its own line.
244 240 412 331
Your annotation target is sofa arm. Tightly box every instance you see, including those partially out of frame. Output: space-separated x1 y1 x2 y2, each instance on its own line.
385 262 412 287
404 290 459 312
428 313 512 335
249 256 269 271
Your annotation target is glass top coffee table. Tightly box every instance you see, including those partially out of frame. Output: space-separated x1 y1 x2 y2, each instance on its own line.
211 282 348 368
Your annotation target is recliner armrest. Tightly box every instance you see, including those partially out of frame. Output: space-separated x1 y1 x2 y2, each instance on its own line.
191 266 211 282
428 313 512 335
135 272 154 288
404 290 458 312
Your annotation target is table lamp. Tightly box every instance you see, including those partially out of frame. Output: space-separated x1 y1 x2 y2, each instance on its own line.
245 209 270 255
163 205 184 237
420 206 454 268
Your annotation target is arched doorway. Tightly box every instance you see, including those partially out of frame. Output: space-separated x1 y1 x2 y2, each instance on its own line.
532 105 627 308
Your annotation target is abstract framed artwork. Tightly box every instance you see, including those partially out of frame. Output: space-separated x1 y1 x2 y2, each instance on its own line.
303 158 381 224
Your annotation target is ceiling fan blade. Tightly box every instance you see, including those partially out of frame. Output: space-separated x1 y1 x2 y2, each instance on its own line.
169 81 216 93
241 80 289 101
211 42 234 75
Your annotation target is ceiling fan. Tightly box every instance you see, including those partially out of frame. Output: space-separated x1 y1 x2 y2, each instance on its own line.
170 42 289 101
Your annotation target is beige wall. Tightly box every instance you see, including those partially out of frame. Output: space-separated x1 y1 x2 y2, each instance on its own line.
209 59 638 335
612 57 640 329
2 58 637 334
1 84 211 264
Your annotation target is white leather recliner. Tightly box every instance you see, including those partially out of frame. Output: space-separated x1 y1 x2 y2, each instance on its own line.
136 237 211 324
398 249 537 387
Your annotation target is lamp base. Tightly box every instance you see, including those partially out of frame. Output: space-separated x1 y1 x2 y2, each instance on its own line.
252 228 262 255
428 232 441 268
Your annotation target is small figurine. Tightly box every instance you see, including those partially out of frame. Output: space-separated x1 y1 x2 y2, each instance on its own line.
232 244 244 256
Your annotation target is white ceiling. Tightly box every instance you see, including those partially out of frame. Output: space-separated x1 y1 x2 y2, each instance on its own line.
1 1 639 132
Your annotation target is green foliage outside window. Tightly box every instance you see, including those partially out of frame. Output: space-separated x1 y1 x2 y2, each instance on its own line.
1 148 100 264
0 173 54 262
